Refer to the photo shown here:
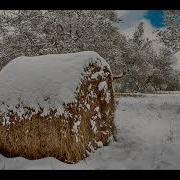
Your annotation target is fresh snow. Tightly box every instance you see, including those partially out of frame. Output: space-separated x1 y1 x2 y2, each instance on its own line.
0 93 180 169
0 51 110 124
98 81 108 91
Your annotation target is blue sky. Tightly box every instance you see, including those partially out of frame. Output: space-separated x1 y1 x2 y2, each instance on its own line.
117 10 165 30
144 10 165 28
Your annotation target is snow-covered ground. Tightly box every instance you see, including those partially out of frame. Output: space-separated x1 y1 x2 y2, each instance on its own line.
0 93 180 170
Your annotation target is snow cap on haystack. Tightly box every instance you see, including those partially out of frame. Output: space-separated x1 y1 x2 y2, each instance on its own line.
0 51 111 125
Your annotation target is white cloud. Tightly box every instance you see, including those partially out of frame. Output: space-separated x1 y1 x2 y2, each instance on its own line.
115 10 129 18
116 10 148 30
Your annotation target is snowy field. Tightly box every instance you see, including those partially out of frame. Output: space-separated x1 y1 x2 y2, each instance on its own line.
0 93 180 170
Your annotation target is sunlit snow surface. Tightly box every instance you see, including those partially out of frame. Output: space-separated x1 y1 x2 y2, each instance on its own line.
0 93 180 169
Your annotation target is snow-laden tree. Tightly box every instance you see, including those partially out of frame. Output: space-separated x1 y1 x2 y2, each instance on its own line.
0 11 178 92
158 10 180 54
115 22 179 92
0 10 126 72
149 48 179 91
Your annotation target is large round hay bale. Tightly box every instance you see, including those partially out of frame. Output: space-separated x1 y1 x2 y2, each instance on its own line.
0 51 116 163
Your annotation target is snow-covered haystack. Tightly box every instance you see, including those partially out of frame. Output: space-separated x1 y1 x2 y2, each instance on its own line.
0 51 116 163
